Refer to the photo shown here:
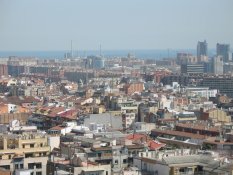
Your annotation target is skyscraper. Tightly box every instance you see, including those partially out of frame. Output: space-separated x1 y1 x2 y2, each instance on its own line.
212 56 223 75
216 43 230 62
197 40 208 57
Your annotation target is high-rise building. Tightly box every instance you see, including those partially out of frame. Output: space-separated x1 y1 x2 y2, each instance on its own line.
7 65 25 77
0 64 8 77
216 43 230 62
213 56 223 75
197 40 208 57
181 64 205 74
177 53 197 65
85 56 105 69
199 77 233 97
92 56 105 69
223 62 233 74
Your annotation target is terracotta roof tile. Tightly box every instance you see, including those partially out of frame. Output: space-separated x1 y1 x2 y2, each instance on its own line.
151 129 207 139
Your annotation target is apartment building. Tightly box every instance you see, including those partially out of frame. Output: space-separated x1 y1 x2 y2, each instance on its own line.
199 76 233 98
0 133 50 175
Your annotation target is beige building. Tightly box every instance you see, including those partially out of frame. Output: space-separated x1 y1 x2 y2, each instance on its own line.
0 133 50 175
208 109 231 123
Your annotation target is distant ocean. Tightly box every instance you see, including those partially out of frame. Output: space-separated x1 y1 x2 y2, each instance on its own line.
0 49 216 59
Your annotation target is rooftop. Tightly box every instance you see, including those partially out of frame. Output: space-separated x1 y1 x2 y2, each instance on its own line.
151 129 207 139
176 123 220 132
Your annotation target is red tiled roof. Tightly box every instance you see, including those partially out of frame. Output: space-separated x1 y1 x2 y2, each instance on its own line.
37 106 65 118
151 129 207 139
147 140 166 150
126 134 147 141
0 96 40 105
49 125 65 131
176 123 220 132
57 109 77 119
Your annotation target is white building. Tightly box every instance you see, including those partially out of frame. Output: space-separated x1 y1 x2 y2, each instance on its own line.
213 56 224 74
185 87 218 99
133 122 156 133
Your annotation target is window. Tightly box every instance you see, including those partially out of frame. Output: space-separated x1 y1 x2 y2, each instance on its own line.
15 164 19 169
31 173 34 175
0 165 10 170
20 164 24 169
30 144 34 148
179 168 184 172
25 153 33 158
115 160 118 164
28 163 35 169
36 172 42 175
36 163 42 169
123 159 127 164
106 171 108 175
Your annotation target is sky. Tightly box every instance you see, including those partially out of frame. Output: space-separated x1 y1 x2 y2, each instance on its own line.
0 0 233 51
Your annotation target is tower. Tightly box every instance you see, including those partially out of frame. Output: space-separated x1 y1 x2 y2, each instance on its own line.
71 40 73 58
197 40 208 57
216 43 230 62
213 56 223 75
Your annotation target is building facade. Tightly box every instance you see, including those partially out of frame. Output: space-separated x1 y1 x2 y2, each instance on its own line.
199 77 233 98
0 133 50 175
197 40 208 57
181 64 205 74
217 43 231 62
213 56 223 74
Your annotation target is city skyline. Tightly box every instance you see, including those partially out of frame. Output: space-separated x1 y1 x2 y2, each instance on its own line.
1 1 233 175
0 0 233 51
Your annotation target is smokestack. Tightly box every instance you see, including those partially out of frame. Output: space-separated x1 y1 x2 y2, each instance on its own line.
71 40 73 58
99 44 102 57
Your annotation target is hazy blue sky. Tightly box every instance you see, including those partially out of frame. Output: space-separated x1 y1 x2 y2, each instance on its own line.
0 0 233 51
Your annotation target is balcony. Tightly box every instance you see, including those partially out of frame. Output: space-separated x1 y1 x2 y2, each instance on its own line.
0 146 50 156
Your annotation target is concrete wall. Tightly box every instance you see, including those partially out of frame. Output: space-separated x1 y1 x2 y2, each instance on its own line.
48 135 60 151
